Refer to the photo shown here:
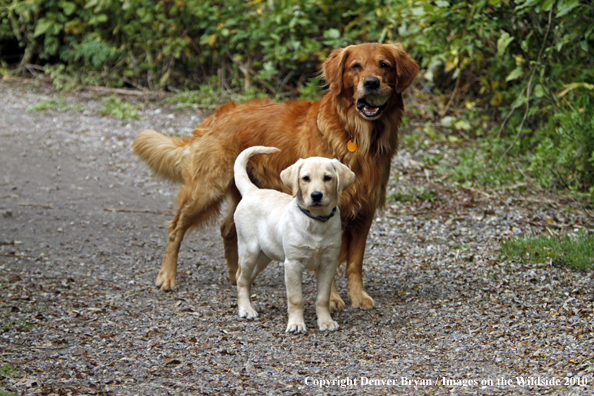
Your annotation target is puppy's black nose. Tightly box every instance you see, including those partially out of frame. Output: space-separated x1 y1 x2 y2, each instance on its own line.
311 191 323 202
363 76 380 90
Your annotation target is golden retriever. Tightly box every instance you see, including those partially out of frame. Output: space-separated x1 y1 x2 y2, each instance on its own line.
132 42 418 311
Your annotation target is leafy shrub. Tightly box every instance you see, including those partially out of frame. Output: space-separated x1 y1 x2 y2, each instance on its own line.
529 94 594 193
100 95 142 121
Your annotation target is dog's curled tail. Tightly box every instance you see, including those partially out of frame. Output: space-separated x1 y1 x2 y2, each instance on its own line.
234 146 281 196
132 130 191 183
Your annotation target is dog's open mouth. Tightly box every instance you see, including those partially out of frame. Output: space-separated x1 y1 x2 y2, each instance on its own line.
356 95 390 119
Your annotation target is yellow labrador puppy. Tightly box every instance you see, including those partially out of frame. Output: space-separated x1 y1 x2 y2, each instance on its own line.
233 146 355 333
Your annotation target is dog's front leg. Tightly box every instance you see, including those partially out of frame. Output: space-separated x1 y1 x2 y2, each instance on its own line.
346 214 375 309
315 260 339 331
284 260 307 334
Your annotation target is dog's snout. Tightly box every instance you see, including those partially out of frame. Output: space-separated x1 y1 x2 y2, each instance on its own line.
363 76 380 90
311 191 323 202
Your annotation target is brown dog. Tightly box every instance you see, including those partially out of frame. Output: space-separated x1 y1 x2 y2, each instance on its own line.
133 43 418 310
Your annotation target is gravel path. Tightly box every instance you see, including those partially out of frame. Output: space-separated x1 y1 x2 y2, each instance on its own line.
0 81 592 395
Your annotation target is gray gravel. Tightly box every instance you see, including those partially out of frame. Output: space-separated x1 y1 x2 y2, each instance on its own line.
0 81 593 395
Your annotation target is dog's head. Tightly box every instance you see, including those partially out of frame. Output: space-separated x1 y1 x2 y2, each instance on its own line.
280 157 355 211
323 43 418 121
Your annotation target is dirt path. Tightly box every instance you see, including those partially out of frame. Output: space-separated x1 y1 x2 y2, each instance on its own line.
0 81 592 395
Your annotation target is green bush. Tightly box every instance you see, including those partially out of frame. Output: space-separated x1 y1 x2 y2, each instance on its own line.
2 0 591 99
0 0 410 91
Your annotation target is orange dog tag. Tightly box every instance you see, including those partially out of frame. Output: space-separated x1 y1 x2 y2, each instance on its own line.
347 139 357 152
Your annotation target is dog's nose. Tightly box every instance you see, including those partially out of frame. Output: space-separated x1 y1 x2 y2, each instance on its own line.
363 76 380 90
311 191 323 202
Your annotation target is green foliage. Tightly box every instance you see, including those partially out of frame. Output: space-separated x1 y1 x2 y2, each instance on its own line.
100 95 142 121
420 0 594 195
2 0 591 99
444 91 594 198
501 231 594 270
529 95 594 195
1 0 409 91
2 0 594 195
27 96 84 112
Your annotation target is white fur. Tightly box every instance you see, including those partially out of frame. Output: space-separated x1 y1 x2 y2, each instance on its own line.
233 146 355 333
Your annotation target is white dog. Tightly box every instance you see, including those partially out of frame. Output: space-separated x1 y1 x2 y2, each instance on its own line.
233 146 355 333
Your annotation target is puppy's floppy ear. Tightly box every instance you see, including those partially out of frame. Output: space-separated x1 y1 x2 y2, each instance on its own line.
331 159 356 194
322 46 351 96
280 159 304 197
385 43 418 93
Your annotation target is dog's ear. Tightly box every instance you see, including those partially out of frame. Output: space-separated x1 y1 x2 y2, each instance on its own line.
385 43 418 93
280 159 304 197
323 46 351 96
331 159 356 194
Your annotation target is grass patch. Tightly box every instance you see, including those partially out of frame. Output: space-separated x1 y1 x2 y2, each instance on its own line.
163 80 271 111
0 365 21 380
1 319 35 333
501 232 594 270
163 87 225 111
27 97 85 113
0 364 20 396
387 186 438 203
100 95 143 120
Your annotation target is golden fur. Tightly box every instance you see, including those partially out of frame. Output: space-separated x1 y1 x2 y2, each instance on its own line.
132 43 418 310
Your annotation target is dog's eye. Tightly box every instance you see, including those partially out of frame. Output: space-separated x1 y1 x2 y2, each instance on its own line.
379 61 390 69
352 64 362 70
302 176 310 182
323 175 332 182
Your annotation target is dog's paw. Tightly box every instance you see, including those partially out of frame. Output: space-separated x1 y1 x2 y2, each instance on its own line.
286 322 308 334
329 294 346 312
155 271 175 291
349 290 375 309
238 306 258 320
318 319 339 332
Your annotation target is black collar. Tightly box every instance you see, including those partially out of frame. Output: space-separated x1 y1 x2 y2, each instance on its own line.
297 204 337 222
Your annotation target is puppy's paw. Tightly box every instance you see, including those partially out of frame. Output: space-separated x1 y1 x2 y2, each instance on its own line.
329 294 346 312
349 290 375 309
286 322 307 334
318 319 339 332
155 271 175 291
238 306 258 320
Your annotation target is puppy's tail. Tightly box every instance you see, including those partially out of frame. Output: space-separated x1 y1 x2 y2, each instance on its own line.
132 130 191 183
234 146 281 196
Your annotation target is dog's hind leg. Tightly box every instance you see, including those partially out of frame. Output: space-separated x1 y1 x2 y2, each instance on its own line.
156 185 224 290
237 250 264 319
221 183 242 284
